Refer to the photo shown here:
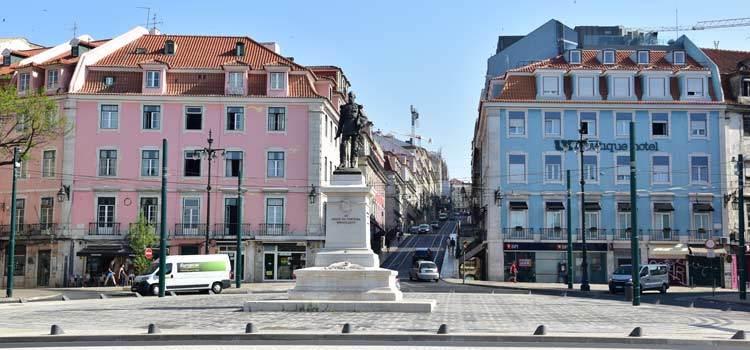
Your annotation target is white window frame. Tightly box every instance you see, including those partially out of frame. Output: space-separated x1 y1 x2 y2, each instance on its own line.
614 111 633 138
673 51 685 65
612 76 631 98
545 208 564 229
617 210 631 230
569 50 582 64
650 111 670 139
224 150 244 178
267 106 287 133
141 104 162 131
41 149 56 178
541 75 561 96
602 50 615 64
686 77 705 98
18 73 30 92
46 69 59 89
508 208 528 228
581 153 599 184
653 209 673 230
228 72 244 91
651 153 671 185
689 112 708 139
543 152 563 184
184 105 204 131
99 104 119 130
691 212 710 231
270 72 286 90
97 148 118 177
507 110 527 138
140 148 160 177
584 211 600 230
507 152 527 184
637 50 649 65
578 111 598 137
576 76 596 98
181 197 202 227
615 153 630 184
266 150 286 179
146 71 160 88
543 110 562 138
689 153 710 184
647 76 668 98
226 106 245 132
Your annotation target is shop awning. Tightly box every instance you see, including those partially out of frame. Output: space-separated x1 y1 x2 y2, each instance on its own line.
689 246 727 256
649 243 687 259
654 203 674 212
617 202 631 212
76 244 133 257
546 202 564 211
693 203 714 212
584 202 601 211
509 201 528 210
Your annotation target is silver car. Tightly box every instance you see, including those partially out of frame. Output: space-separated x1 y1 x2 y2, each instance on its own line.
409 260 440 282
609 264 669 294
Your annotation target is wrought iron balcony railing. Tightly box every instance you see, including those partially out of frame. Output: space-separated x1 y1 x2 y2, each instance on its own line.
213 223 253 237
502 227 534 240
649 229 679 241
173 223 208 237
577 228 606 241
88 222 121 235
540 228 566 240
258 223 289 236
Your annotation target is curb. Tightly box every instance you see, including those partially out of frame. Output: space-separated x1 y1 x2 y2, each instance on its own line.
0 293 61 304
697 297 750 308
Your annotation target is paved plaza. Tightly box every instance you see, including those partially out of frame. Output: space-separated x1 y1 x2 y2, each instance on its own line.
0 292 746 341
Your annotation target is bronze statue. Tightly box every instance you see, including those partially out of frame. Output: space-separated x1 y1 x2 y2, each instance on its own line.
335 91 368 169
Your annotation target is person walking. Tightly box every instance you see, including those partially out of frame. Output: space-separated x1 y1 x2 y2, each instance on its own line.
557 262 567 284
509 261 519 283
103 265 117 286
118 265 128 286
448 238 456 255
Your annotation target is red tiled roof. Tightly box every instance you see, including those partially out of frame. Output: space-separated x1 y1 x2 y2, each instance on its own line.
702 48 750 74
80 71 142 94
167 73 223 95
247 74 266 95
510 49 706 74
288 74 322 98
497 76 535 100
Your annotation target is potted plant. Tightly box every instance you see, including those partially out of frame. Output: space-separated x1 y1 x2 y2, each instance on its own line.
554 226 562 232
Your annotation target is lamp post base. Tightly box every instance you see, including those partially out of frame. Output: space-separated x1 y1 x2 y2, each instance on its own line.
580 283 590 292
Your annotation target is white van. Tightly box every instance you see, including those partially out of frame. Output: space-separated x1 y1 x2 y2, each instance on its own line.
609 264 670 294
132 254 232 295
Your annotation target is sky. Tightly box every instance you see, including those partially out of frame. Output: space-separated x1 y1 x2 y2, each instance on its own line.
2 0 749 181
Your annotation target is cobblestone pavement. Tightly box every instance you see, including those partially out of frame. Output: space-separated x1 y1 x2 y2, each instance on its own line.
0 292 747 341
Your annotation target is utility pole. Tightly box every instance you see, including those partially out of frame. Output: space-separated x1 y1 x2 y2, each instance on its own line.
578 125 590 292
158 139 168 298
629 122 640 306
566 169 573 290
5 147 19 298
235 161 243 288
738 154 746 300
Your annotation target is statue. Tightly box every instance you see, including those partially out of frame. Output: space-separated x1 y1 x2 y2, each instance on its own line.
335 91 368 169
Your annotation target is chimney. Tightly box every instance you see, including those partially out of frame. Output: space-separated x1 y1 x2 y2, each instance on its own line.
260 42 280 54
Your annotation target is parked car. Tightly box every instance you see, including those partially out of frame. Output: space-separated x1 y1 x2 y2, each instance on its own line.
409 260 440 282
409 226 420 234
418 224 432 233
132 254 232 295
608 264 669 294
412 248 434 264
431 221 440 229
438 213 448 221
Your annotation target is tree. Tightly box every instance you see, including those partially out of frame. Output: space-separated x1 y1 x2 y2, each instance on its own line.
0 86 68 166
127 215 158 275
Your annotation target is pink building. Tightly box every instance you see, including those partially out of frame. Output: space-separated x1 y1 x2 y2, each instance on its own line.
0 27 349 286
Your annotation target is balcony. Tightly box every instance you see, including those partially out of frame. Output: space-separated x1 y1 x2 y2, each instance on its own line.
613 229 633 240
0 223 59 237
213 223 253 238
687 229 715 243
540 228 565 240
502 227 534 240
649 229 679 241
577 228 606 241
173 223 208 237
88 222 121 235
258 223 290 236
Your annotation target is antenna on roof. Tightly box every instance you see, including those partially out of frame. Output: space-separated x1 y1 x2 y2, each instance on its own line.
136 7 151 28
148 13 164 34
713 41 720 49
71 21 78 38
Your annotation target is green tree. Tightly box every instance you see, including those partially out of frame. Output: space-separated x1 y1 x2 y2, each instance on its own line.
0 86 69 166
127 215 158 275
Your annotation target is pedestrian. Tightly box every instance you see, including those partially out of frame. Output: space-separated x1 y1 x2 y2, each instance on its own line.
103 265 117 286
509 260 519 283
557 262 567 284
118 265 128 286
449 238 456 254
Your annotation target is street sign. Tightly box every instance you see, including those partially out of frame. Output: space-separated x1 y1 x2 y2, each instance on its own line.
704 239 716 249
145 247 153 260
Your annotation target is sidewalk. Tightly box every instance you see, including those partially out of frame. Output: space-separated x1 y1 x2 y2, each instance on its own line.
442 278 732 294
439 245 458 279
698 292 750 306
0 289 60 303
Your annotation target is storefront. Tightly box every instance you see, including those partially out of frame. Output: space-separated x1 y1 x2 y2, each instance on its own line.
647 243 688 286
688 246 727 287
76 242 133 286
503 242 608 283
262 243 306 281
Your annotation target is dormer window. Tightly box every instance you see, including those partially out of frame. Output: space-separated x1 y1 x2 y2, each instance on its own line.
103 76 115 86
673 51 685 65
569 50 582 64
146 71 160 88
18 73 30 92
270 72 286 90
135 47 147 54
686 77 704 97
164 40 175 55
637 50 649 65
603 50 615 65
228 72 244 94
235 42 245 57
577 76 595 97
46 69 59 89
742 78 750 97
541 76 560 96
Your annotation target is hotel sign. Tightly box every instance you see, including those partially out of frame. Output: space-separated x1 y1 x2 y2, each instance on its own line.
554 140 659 152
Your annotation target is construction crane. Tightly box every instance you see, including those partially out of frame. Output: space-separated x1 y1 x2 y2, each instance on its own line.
635 17 750 33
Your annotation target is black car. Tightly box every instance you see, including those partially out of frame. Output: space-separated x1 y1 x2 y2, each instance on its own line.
412 248 434 264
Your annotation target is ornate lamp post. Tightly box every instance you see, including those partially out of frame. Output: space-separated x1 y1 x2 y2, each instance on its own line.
574 123 599 292
197 130 225 254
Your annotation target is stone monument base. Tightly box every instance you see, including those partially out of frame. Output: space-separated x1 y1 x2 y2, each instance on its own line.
242 299 435 313
314 248 380 268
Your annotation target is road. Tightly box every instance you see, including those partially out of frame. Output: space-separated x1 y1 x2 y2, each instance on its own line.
380 220 453 279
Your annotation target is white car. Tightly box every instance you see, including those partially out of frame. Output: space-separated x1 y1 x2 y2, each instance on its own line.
132 254 232 295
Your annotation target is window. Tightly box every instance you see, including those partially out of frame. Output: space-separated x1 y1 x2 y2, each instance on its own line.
569 50 581 64
226 107 244 131
689 113 707 137
142 105 160 130
577 76 595 97
691 156 709 183
46 69 59 89
146 71 160 88
583 155 598 181
744 116 750 137
98 150 117 176
266 198 285 225
541 76 559 95
648 77 667 98
637 50 649 64
673 51 685 65
15 114 26 132
140 197 158 224
546 210 563 228
182 198 201 226
225 151 243 177
11 245 25 276
544 111 561 136
580 112 597 137
603 50 615 64
508 154 526 183
508 111 525 136
544 154 562 182
268 107 286 132
652 155 670 183
103 76 115 86
743 78 750 97
509 209 526 228
40 197 53 227
100 105 119 129
41 150 56 178
270 72 286 90
616 155 630 182
267 151 285 178
651 113 668 137
693 212 710 230
15 159 27 179
184 150 201 177
686 77 704 97
19 73 30 91
617 210 631 230
228 72 243 93
164 40 175 55
654 211 672 230
15 198 25 228
185 106 203 130
141 150 159 177
584 211 600 230
615 112 632 137
612 77 630 97
96 197 115 230
235 42 246 56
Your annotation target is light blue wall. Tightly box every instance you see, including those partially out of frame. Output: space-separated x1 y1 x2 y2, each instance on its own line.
497 107 723 235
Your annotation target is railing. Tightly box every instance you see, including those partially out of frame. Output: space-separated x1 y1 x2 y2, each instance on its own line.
577 228 606 241
687 229 714 243
613 229 633 240
88 222 121 235
502 227 534 240
258 223 290 236
173 223 208 237
540 228 566 240
649 229 679 241
0 223 59 237
213 223 253 237
128 223 162 235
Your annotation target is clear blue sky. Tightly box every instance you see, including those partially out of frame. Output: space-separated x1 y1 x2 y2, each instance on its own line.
2 0 749 180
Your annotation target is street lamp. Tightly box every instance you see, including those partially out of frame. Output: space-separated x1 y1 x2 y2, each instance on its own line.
574 122 599 292
196 130 225 254
56 183 70 202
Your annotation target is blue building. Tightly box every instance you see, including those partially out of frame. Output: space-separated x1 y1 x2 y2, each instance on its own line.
474 36 727 285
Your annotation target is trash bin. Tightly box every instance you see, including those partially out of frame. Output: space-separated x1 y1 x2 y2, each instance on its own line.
624 282 634 302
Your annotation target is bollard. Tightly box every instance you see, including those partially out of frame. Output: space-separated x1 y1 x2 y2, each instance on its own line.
437 324 449 334
533 325 546 335
49 325 64 335
723 305 732 312
731 330 746 340
528 291 532 296
562 291 567 298
688 301 694 308
245 323 255 334
169 291 177 297
147 324 161 334
134 292 142 298
99 293 108 299
341 323 352 334
61 295 70 301
654 298 660 305
628 327 642 337
624 283 634 302
18 298 25 304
